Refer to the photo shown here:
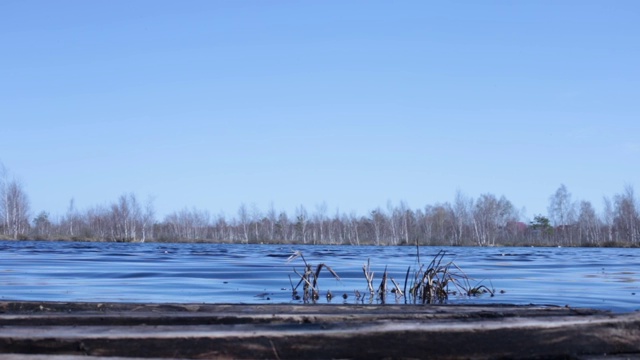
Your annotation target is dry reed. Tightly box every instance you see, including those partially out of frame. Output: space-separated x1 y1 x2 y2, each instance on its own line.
287 250 340 303
286 248 494 305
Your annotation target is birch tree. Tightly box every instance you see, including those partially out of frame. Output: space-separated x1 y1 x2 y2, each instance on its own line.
213 213 229 241
275 211 291 242
295 205 308 244
86 205 109 240
109 193 142 242
397 201 411 245
473 194 516 246
577 201 600 245
64 198 79 238
237 203 249 243
0 163 7 235
344 211 360 245
328 210 343 244
1 178 30 239
387 201 400 245
370 208 386 245
614 186 639 244
313 202 328 244
250 203 262 242
265 203 277 242
141 196 156 242
548 184 577 245
602 197 615 243
451 191 473 246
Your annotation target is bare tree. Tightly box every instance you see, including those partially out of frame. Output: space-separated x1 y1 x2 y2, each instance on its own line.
141 196 156 242
213 212 230 241
1 178 30 239
265 203 277 242
613 185 639 244
275 211 291 242
328 209 343 244
419 206 434 245
423 204 451 246
473 194 496 246
577 201 600 245
313 202 328 244
472 194 516 246
387 201 401 245
344 211 360 245
370 208 386 245
237 203 249 244
249 203 262 242
64 198 78 238
108 193 142 242
0 163 8 235
397 201 411 245
451 191 473 246
86 205 109 240
548 184 577 245
295 205 308 244
602 197 615 243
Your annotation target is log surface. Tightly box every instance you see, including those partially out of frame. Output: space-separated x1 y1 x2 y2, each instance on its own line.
1 301 639 359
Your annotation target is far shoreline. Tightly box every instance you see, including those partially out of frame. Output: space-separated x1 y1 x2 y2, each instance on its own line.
2 236 639 248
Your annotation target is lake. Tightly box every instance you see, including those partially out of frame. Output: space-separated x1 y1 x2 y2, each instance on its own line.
1 240 638 313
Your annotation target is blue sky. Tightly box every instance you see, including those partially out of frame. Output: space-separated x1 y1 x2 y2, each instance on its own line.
1 1 638 220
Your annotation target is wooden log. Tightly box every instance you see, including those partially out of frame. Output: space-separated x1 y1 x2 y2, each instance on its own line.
1 301 639 359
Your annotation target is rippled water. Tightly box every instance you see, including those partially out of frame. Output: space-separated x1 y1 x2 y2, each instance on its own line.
1 240 638 312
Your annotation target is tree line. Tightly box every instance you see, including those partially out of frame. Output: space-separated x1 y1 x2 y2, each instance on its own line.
1 165 639 246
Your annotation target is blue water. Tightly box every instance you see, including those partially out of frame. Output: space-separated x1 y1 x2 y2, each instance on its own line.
1 240 638 312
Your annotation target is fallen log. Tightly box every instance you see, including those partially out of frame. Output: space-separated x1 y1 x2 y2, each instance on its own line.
1 301 639 359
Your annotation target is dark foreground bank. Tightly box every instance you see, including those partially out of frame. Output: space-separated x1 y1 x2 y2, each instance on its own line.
1 301 639 359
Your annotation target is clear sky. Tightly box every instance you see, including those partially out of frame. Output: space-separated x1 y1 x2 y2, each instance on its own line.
1 1 638 221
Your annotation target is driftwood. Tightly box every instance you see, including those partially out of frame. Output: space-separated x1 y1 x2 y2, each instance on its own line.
1 301 639 359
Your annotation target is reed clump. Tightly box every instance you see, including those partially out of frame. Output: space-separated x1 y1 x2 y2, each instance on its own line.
406 249 494 304
287 250 340 303
287 247 495 305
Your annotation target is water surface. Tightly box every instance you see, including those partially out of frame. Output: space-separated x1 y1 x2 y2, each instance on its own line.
1 241 638 312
